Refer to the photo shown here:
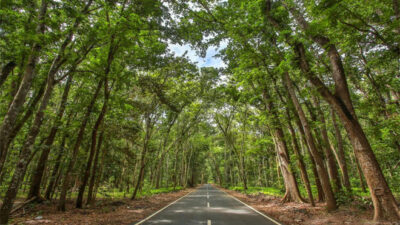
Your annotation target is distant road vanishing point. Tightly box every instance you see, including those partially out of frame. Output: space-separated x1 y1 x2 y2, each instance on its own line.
134 184 281 225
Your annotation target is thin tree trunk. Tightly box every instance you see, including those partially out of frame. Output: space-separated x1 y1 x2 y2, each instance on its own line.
132 114 153 200
313 97 342 192
294 41 399 219
0 61 17 87
262 88 304 203
76 32 115 207
91 140 107 205
0 49 61 223
27 40 94 200
283 72 337 210
296 116 325 202
355 156 367 193
0 1 48 184
28 72 74 200
76 80 109 208
44 128 68 200
0 79 46 175
284 5 400 218
58 79 103 211
288 118 315 206
87 130 104 205
331 108 351 192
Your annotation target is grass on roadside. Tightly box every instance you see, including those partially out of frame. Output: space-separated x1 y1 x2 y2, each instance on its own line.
228 185 374 199
9 186 184 202
228 186 283 196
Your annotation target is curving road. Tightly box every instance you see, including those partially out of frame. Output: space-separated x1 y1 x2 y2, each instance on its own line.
134 184 282 225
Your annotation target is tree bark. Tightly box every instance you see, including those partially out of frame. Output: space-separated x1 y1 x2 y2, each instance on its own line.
287 114 315 206
283 72 337 211
86 130 104 205
265 2 399 217
0 61 17 87
76 79 109 208
27 72 74 200
132 112 153 200
262 88 304 203
313 97 342 192
44 123 69 200
0 79 46 175
331 108 352 193
27 37 94 200
296 114 325 202
294 42 399 219
75 27 116 206
58 79 103 211
0 1 48 187
354 155 367 193
0 54 56 224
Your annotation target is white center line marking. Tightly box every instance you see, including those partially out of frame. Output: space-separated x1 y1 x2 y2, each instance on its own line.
207 202 210 207
207 220 211 225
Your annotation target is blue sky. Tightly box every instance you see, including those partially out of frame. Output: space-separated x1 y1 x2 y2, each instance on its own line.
168 43 227 68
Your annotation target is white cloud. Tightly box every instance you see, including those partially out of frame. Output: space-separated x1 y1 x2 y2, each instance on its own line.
168 43 226 68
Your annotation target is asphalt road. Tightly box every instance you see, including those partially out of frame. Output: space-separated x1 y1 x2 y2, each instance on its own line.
134 184 281 225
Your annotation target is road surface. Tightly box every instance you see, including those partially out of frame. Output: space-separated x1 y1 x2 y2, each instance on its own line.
134 184 281 225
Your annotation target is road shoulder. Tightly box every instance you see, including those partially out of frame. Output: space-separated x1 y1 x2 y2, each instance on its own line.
219 186 386 225
10 188 194 225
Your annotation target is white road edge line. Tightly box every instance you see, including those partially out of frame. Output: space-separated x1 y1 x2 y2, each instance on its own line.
207 219 211 225
219 188 282 225
135 190 195 225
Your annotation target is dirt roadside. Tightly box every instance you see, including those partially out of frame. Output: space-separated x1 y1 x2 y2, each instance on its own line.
220 187 398 225
9 188 193 225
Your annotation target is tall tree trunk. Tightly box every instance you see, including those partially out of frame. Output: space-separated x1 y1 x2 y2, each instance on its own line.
285 4 400 218
0 79 46 175
239 154 247 190
262 88 304 203
294 42 399 219
28 73 74 200
296 118 325 202
331 108 352 193
27 39 94 200
44 125 69 200
89 137 106 205
354 155 367 193
132 113 153 200
154 115 178 188
283 72 337 211
0 58 57 224
58 79 103 211
287 117 315 206
86 130 104 205
76 31 115 207
76 81 109 208
0 1 48 183
0 61 17 87
313 97 342 192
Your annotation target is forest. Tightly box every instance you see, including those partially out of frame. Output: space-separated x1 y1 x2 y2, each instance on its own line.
0 0 400 224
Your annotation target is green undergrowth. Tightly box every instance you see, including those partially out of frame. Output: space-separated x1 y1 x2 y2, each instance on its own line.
73 186 184 200
137 186 184 198
227 185 400 207
228 186 284 196
10 186 184 201
298 185 370 199
227 185 386 199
